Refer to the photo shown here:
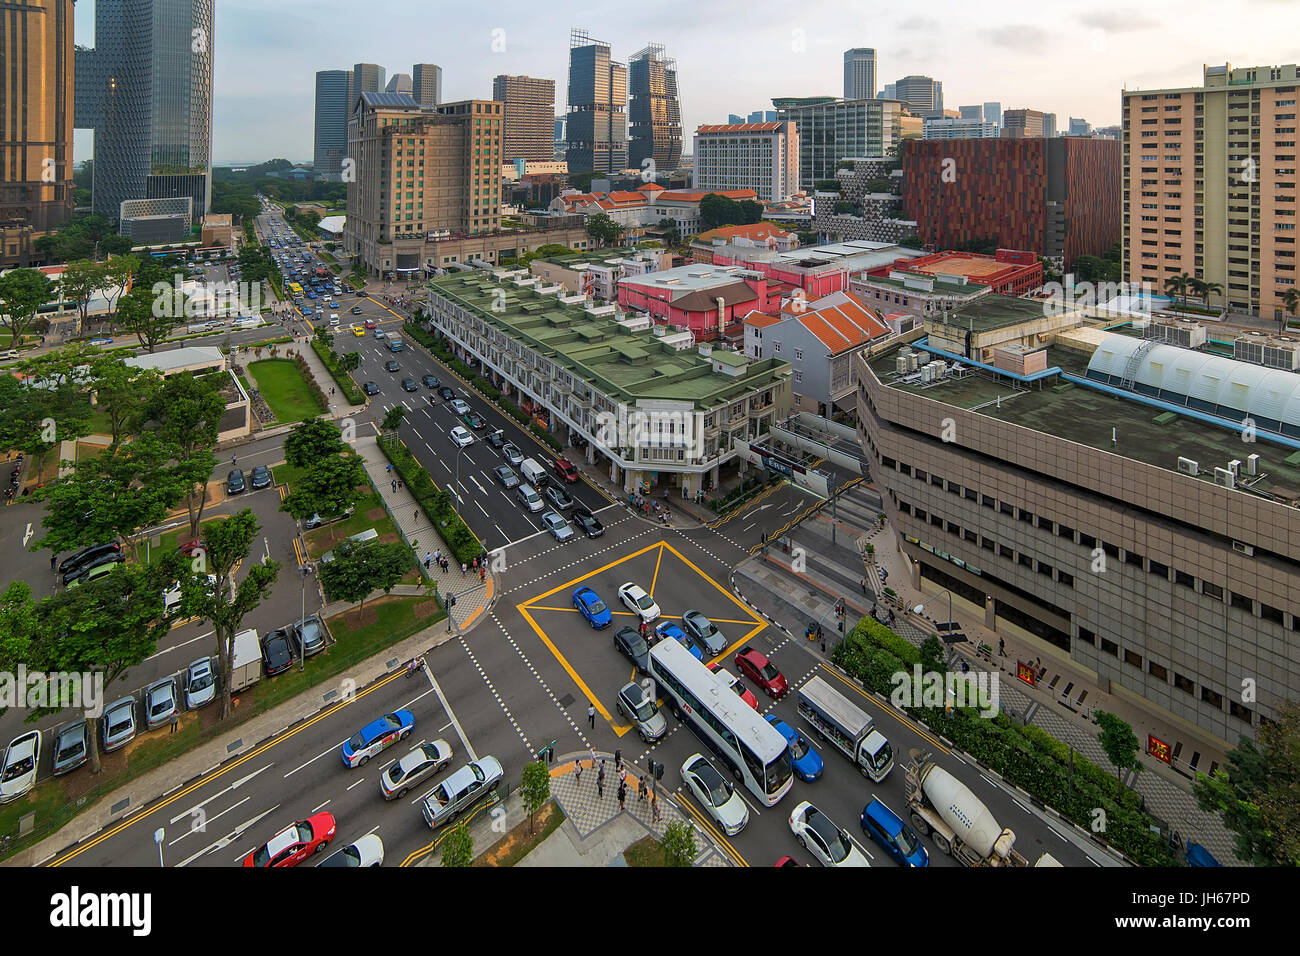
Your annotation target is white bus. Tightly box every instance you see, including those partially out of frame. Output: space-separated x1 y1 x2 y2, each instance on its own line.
649 638 793 807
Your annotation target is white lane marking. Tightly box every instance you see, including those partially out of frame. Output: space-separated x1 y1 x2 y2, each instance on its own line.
424 669 475 762
145 630 213 662
169 764 272 824
174 803 279 868
311 800 331 813
346 776 369 791
285 741 347 778
476 501 489 518
168 797 251 846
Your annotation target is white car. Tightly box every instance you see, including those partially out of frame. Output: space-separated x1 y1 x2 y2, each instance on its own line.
449 399 470 415
380 739 454 800
0 731 41 804
317 834 385 867
162 574 218 614
450 426 474 449
789 800 870 867
681 753 749 836
618 582 661 623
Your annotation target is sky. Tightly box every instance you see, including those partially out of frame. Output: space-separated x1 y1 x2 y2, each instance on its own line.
72 0 1300 166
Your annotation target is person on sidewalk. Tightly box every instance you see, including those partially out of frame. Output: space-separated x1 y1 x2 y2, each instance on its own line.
860 577 867 594
461 562 467 575
424 552 432 568
391 479 397 493
170 711 179 733
638 776 647 802
573 759 582 785
597 762 605 797
650 789 661 823
479 565 486 583
617 780 627 811
413 508 419 522
999 638 1006 657
614 748 622 773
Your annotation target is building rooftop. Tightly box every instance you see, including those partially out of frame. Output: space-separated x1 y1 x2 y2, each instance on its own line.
428 272 789 407
623 263 760 295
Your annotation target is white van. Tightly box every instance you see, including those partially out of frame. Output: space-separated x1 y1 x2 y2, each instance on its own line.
329 313 340 325
232 316 264 330
519 457 548 488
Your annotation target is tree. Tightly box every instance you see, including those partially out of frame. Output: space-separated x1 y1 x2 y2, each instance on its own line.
1164 271 1192 309
1094 711 1141 796
139 373 226 541
382 405 407 433
899 235 924 249
700 194 744 230
0 267 55 346
283 418 347 468
918 635 946 679
60 260 103 337
1194 702 1300 866
520 759 551 834
441 822 474 866
737 200 764 224
316 539 410 611
89 357 162 446
280 454 368 521
117 284 181 353
340 350 361 371
865 178 894 194
188 510 280 720
1283 288 1300 334
659 820 697 866
1199 280 1223 310
585 212 622 247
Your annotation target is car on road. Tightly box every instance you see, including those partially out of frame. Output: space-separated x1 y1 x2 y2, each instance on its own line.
374 329 386 339
0 731 41 803
401 378 419 392
612 626 650 673
789 801 869 866
571 507 604 538
356 290 367 297
243 812 337 867
380 739 454 800
516 482 543 512
553 457 580 483
709 663 758 709
493 464 520 489
101 697 137 752
316 834 384 867
364 318 377 327
682 609 727 656
463 411 487 430
351 306 364 315
260 627 297 676
572 586 612 628
184 657 218 709
617 682 666 743
767 715 823 782
51 721 90 776
363 381 380 396
618 582 660 623
449 398 469 415
501 443 524 467
450 426 474 449
681 753 749 836
341 710 416 768
384 359 400 372
541 510 574 541
420 755 503 829
61 548 124 585
59 542 122 577
438 386 455 401
486 430 505 449
542 484 574 512
352 325 366 336
735 646 788 699
144 677 178 730
250 464 272 490
226 468 245 494
421 375 440 389
657 621 702 660
294 615 327 657
860 798 928 867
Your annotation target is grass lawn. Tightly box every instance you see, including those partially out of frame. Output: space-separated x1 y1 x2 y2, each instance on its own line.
624 835 669 867
474 801 565 866
246 358 324 425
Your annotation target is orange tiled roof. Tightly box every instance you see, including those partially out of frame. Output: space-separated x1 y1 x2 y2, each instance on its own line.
793 292 890 354
605 191 648 204
637 183 665 192
657 188 758 202
695 223 795 243
744 311 784 328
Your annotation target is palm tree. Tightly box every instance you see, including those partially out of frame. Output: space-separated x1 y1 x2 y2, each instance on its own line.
1283 288 1300 335
1187 277 1206 309
1164 272 1192 310
1200 280 1223 312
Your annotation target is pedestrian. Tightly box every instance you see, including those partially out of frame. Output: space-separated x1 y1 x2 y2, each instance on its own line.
617 780 627 811
817 623 824 642
169 711 179 733
821 635 827 653
424 554 431 570
413 508 419 522
960 659 970 674
663 489 669 501
597 761 605 797
461 561 467 575
871 602 877 618
998 637 1006 657
638 775 647 802
397 479 404 490
391 479 397 492
434 548 441 564
479 566 486 583
587 704 596 729
386 463 392 474
614 748 622 773
50 554 56 571
573 759 583 784
231 453 237 465
650 789 661 823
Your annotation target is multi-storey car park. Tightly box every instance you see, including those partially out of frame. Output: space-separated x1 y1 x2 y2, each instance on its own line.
856 303 1300 752
424 270 791 498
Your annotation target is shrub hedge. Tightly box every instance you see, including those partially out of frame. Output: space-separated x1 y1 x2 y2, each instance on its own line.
310 337 365 405
378 436 481 565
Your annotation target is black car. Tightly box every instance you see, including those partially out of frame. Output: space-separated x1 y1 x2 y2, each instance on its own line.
250 465 271 490
61 549 125 586
438 386 455 401
261 628 297 676
227 469 245 494
463 411 487 430
571 507 604 538
363 381 380 395
356 290 367 297
493 465 520 489
58 542 122 577
486 430 505 449
401 379 418 392
384 360 400 372
543 484 574 512
422 375 441 389
613 626 650 673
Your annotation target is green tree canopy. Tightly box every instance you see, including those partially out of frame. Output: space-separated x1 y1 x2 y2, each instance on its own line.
659 820 697 866
520 759 551 834
317 539 410 611
139 372 226 540
441 822 474 866
0 268 56 346
283 418 347 467
280 453 368 521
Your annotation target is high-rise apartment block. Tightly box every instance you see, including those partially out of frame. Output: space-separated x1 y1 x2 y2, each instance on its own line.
565 30 628 175
843 48 877 101
76 0 215 220
412 64 442 106
344 93 502 275
693 122 799 202
1002 108 1046 138
493 75 557 164
773 96 904 187
1122 62 1300 321
0 0 75 268
629 44 682 172
314 70 350 181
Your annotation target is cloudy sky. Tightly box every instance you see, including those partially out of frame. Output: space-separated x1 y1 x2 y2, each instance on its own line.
73 0 1300 165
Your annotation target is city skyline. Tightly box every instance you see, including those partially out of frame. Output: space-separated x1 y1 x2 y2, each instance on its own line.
69 0 1300 165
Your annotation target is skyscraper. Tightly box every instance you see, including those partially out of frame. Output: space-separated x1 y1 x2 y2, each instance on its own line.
629 43 682 172
76 0 215 220
412 64 442 105
565 29 628 175
0 0 76 267
881 83 897 100
1068 117 1093 136
1002 108 1046 137
774 96 904 187
493 75 557 164
728 114 745 125
983 101 1002 128
314 70 350 181
385 73 413 95
893 75 943 116
958 105 984 121
843 48 877 100
349 62 386 111
1042 112 1057 138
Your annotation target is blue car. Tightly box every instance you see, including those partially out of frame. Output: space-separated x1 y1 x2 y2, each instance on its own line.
572 586 612 629
860 798 929 867
766 715 823 782
340 710 415 768
656 622 702 660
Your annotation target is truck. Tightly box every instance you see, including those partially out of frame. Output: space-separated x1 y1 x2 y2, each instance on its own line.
904 749 1059 867
230 628 262 692
796 675 893 782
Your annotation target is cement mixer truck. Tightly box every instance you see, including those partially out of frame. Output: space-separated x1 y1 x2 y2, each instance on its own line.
904 749 1059 867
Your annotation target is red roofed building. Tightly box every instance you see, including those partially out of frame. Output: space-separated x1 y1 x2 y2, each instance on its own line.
550 185 762 243
692 223 799 262
617 261 780 341
870 248 1042 296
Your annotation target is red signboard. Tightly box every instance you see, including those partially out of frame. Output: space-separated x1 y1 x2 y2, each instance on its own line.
1147 734 1172 765
1016 661 1036 686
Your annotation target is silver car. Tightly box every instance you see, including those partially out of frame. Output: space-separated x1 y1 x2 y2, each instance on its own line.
295 615 327 657
682 753 749 836
541 509 575 541
145 677 178 730
52 720 90 776
421 755 503 829
682 609 727 656
101 697 137 752
380 739 453 800
184 658 217 709
616 682 666 743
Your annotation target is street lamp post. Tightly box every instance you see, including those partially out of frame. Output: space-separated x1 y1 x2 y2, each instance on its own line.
913 588 955 640
299 563 312 672
153 827 165 867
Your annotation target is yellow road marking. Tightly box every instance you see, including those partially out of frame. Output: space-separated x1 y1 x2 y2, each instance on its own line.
519 540 663 608
399 794 500 867
675 796 749 866
650 545 665 596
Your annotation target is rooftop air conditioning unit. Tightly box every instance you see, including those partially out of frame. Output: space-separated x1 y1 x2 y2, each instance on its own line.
1246 453 1259 475
1228 459 1241 477
1214 466 1236 489
1177 456 1199 476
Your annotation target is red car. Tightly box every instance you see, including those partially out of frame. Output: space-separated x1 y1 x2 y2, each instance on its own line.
364 319 377 329
553 457 580 483
241 812 337 867
735 646 788 699
177 538 206 557
708 662 759 710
